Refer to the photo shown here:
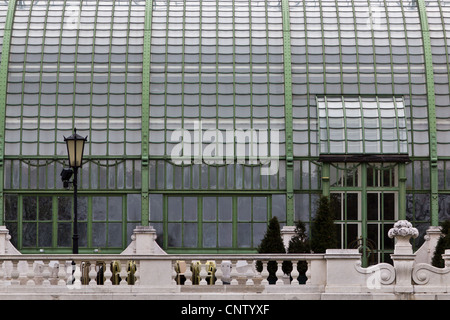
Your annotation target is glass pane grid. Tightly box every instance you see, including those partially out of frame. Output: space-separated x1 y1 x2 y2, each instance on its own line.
317 96 408 155
5 0 143 158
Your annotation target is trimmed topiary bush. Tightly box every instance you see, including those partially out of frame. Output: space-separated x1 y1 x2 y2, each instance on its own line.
431 220 450 268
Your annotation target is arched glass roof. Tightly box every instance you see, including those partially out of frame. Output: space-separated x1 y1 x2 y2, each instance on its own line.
2 0 449 162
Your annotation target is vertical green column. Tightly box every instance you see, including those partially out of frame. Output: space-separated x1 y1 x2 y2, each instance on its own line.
141 0 153 226
361 163 368 267
0 0 17 225
281 0 294 226
417 0 438 226
322 163 330 197
398 163 406 220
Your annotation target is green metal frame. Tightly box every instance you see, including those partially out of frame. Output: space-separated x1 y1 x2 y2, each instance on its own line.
0 0 17 225
141 0 153 226
281 0 294 226
0 0 447 254
417 0 439 227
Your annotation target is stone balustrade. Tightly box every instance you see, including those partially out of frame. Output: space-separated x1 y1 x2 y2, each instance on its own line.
0 254 325 289
0 221 449 299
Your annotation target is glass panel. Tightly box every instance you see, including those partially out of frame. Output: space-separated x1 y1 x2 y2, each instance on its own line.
39 196 53 221
38 223 52 247
237 223 251 248
383 193 395 220
218 223 232 247
184 223 198 248
367 193 379 221
346 193 358 220
57 222 72 247
22 223 36 247
317 97 408 155
93 197 107 221
23 196 37 220
203 197 216 222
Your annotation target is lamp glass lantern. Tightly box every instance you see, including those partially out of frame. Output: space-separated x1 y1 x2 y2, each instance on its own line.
64 129 87 168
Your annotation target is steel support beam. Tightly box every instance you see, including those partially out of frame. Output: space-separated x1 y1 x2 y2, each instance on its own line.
281 0 294 226
0 0 17 225
141 0 153 226
417 0 439 226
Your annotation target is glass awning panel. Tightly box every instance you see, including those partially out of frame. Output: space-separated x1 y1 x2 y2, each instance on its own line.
317 96 408 157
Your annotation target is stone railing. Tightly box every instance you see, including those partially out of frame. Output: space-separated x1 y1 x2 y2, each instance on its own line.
0 221 449 300
0 254 325 289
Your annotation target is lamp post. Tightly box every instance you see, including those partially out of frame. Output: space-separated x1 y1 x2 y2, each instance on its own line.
64 128 87 254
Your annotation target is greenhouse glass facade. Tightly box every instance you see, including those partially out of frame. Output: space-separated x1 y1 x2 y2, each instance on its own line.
0 0 449 265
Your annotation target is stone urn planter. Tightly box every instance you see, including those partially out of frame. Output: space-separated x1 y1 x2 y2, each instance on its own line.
388 220 419 293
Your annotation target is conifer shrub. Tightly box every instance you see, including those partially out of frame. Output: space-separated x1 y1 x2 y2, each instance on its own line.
256 216 286 284
310 195 338 253
431 220 450 268
285 220 311 284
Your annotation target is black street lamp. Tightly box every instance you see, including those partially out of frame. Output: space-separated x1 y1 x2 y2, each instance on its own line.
63 128 87 254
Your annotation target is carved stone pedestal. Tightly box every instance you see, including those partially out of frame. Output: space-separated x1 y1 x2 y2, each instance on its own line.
388 220 419 293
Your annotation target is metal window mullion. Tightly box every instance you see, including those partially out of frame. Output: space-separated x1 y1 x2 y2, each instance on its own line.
197 196 203 249
417 0 438 226
398 0 415 157
341 96 348 154
19 1 35 158
123 1 132 156
105 1 117 159
367 0 378 96
248 0 254 189
87 0 99 184
349 0 361 94
318 0 326 94
71 1 84 131
393 98 401 155
381 0 395 96
323 96 331 154
334 0 344 93
357 96 366 154
375 96 383 154
36 1 51 158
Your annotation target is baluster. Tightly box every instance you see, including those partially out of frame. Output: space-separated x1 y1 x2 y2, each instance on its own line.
171 261 178 285
245 260 254 286
290 261 299 285
89 261 97 286
11 261 20 285
42 260 51 286
0 262 5 286
119 261 128 285
133 261 140 285
230 260 239 286
57 261 67 286
26 261 35 286
275 261 284 286
305 260 311 285
104 261 113 286
199 261 208 286
214 260 223 286
73 263 82 288
18 261 28 285
184 261 193 285
260 261 269 285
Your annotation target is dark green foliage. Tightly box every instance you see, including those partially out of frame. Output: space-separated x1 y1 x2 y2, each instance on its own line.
431 220 450 268
310 195 338 253
284 220 311 284
256 216 285 284
287 220 310 254
257 216 285 254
